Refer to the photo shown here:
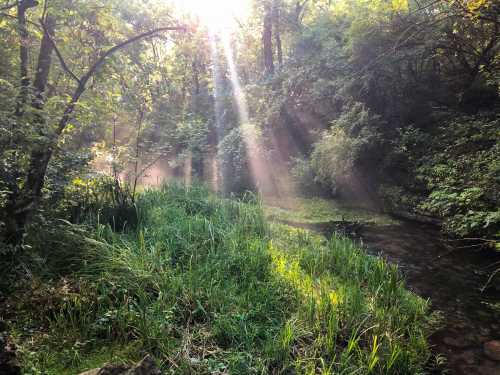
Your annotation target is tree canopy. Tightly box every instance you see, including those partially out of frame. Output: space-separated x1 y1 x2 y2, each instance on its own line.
0 0 498 242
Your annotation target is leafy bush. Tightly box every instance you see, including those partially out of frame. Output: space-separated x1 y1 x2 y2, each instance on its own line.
217 126 260 195
311 103 384 195
416 115 500 240
289 157 329 197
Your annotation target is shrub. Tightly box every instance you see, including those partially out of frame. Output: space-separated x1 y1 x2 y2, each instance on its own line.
310 103 384 196
217 126 260 195
290 157 329 197
417 115 500 240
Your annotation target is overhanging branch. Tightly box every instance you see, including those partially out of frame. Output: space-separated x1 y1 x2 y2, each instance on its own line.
79 25 187 85
40 18 81 84
56 25 187 137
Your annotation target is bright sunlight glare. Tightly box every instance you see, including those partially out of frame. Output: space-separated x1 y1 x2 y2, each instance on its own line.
172 0 251 31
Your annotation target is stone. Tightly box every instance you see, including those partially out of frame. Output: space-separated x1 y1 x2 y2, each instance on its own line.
458 350 476 365
476 365 500 375
479 327 491 336
98 364 130 375
124 355 161 375
443 336 471 348
79 365 129 375
484 340 500 362
79 370 100 375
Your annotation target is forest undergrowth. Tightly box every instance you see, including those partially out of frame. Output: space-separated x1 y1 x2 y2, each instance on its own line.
1 184 435 374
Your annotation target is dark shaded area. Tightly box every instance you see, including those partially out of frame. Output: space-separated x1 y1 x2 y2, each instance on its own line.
0 320 21 375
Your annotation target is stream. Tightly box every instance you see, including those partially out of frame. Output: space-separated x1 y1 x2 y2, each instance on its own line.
359 223 500 375
285 219 500 374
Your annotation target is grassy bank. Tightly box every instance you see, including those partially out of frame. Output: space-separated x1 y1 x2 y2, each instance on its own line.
264 197 397 226
5 185 431 374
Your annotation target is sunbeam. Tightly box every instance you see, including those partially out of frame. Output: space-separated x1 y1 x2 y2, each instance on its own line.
219 33 276 196
208 31 225 192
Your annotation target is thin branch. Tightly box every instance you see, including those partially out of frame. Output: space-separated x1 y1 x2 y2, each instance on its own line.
40 18 81 84
41 0 47 22
480 268 500 293
132 108 145 200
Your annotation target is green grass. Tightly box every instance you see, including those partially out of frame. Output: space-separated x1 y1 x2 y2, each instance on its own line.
264 197 397 225
8 184 430 374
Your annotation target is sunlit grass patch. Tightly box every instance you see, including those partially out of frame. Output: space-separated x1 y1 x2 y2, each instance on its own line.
268 223 430 373
265 196 397 225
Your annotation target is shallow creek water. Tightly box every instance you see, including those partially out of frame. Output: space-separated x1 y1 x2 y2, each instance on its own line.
289 219 500 374
359 223 500 375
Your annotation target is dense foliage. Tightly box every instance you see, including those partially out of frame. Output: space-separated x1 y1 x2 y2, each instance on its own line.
252 0 500 241
412 115 499 240
1 0 499 242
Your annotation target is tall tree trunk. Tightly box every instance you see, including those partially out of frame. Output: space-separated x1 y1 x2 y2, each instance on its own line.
294 0 308 28
5 3 52 244
16 15 55 232
15 0 38 116
263 2 274 75
32 15 55 109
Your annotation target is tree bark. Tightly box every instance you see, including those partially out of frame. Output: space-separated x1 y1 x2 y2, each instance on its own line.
15 0 38 115
32 15 55 109
294 0 308 28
